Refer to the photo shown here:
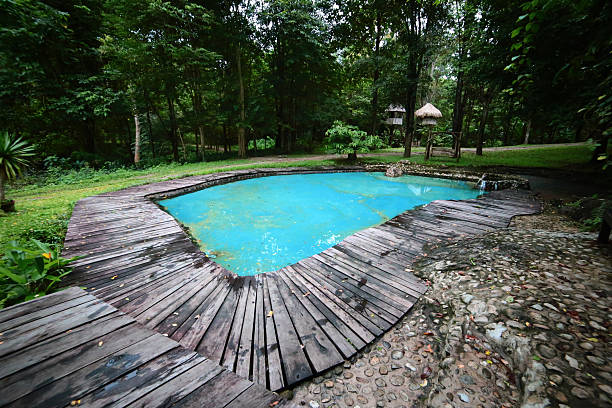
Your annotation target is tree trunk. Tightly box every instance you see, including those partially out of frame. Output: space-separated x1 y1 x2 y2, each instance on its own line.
236 44 247 158
0 171 5 202
199 126 205 161
371 10 382 136
145 108 155 158
133 113 141 164
403 88 417 157
523 119 532 145
451 70 465 158
476 94 491 156
166 92 179 161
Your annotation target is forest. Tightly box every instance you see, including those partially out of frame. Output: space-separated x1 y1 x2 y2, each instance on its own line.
1 0 610 167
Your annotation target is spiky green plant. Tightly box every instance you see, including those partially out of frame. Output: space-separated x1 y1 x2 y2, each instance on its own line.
0 132 35 202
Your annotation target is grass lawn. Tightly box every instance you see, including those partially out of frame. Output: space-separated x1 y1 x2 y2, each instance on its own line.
366 144 596 168
0 144 600 252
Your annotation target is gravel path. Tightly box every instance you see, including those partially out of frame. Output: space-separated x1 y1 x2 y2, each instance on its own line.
290 206 611 408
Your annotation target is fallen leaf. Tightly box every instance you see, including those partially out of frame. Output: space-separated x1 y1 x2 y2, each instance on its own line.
423 344 433 353
269 401 279 407
423 331 434 336
111 275 118 280
267 311 274 318
98 341 104 347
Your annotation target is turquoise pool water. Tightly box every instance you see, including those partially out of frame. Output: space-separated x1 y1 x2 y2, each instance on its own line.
159 172 481 276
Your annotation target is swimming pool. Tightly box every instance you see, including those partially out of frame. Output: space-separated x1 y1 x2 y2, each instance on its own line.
159 172 481 276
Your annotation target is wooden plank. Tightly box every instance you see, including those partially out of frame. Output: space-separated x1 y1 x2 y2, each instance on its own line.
276 268 361 357
221 278 251 371
1 323 157 406
0 312 132 381
262 275 285 391
10 334 178 407
288 264 382 339
271 272 345 372
266 274 314 383
235 278 257 379
197 278 242 363
74 348 206 408
171 370 253 408
124 357 223 408
223 383 284 408
0 287 86 325
251 276 267 387
0 299 116 358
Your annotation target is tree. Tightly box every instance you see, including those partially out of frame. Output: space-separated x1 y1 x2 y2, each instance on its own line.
324 121 383 159
385 0 450 158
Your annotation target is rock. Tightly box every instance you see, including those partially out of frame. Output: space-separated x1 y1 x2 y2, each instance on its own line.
457 393 470 403
467 300 487 315
460 375 474 385
538 344 557 359
364 369 374 377
309 401 320 408
389 375 405 386
370 356 380 365
598 384 612 396
589 320 606 331
391 350 404 360
385 165 403 177
543 303 559 312
565 354 580 370
324 380 334 388
579 342 594 351
570 386 590 399
379 366 388 375
375 378 386 387
549 374 563 385
485 322 506 343
553 390 568 403
531 304 543 311
405 362 417 372
461 294 474 304
586 355 604 365
344 396 354 406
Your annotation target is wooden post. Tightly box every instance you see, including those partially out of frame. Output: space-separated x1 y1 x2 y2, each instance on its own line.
425 127 432 160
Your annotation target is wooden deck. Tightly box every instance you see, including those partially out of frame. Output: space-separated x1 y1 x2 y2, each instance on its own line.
0 287 292 408
60 167 541 391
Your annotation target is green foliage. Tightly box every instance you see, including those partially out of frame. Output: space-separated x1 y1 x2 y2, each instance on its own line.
324 121 384 158
0 131 35 202
0 239 79 308
0 132 35 180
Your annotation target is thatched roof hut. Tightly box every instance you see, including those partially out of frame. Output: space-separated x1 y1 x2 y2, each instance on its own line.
386 104 406 113
415 103 441 126
415 103 442 119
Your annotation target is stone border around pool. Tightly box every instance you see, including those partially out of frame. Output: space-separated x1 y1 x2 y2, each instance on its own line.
62 166 541 391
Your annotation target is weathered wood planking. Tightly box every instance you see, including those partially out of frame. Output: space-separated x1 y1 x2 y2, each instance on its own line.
0 289 290 408
61 167 541 391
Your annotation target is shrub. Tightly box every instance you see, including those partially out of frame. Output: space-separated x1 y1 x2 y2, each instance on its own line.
0 239 79 308
325 121 385 159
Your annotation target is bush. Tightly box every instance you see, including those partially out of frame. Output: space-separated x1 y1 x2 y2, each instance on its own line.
325 121 385 159
0 239 79 308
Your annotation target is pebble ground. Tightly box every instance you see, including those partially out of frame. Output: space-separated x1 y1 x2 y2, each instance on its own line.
289 204 611 408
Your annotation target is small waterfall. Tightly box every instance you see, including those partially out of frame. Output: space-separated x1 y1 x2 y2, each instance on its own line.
479 180 487 193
